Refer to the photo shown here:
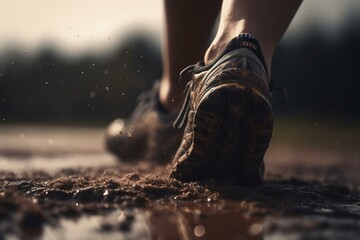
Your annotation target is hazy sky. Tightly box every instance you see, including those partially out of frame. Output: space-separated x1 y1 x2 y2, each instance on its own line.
0 0 163 55
0 0 359 56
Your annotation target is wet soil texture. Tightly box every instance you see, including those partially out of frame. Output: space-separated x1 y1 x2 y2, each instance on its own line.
0 124 359 240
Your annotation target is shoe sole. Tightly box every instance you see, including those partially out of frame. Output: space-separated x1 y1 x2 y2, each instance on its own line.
170 82 273 184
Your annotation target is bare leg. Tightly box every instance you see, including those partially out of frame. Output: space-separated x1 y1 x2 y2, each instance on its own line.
160 0 222 114
204 0 302 78
106 0 221 162
170 0 304 181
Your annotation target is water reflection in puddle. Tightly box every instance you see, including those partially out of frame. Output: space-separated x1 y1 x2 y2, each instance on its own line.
39 201 263 240
43 210 151 240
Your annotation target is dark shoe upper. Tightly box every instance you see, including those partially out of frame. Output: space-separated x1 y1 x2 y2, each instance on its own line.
171 33 273 183
174 33 271 129
105 81 182 163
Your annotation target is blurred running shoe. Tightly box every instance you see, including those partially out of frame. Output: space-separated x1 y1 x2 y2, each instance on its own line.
106 81 182 163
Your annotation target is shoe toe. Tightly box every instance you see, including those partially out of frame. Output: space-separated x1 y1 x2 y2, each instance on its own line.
107 119 125 137
105 118 146 160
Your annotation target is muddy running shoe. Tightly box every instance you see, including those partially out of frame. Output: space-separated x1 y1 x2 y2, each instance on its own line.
106 81 182 163
170 33 273 184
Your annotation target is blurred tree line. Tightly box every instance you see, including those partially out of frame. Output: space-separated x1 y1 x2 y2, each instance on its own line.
272 22 360 119
0 25 359 125
0 34 162 124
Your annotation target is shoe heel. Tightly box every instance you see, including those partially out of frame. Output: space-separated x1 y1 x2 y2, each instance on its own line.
171 83 273 184
223 84 273 184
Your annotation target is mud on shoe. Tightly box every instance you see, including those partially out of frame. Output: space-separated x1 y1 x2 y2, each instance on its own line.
106 81 182 163
170 33 273 184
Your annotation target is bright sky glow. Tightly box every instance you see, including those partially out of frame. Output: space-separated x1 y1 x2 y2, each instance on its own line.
0 0 163 55
0 0 359 56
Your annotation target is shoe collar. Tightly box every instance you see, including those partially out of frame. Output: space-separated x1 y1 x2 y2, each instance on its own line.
174 34 270 129
194 33 267 74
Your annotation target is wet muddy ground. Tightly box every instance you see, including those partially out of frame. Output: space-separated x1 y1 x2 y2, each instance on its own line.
0 122 359 240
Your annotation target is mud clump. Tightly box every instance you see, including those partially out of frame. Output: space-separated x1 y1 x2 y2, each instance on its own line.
0 163 360 239
1 165 359 214
0 191 45 239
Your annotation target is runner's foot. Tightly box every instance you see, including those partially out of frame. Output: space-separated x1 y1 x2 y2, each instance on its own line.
106 81 183 163
170 33 273 184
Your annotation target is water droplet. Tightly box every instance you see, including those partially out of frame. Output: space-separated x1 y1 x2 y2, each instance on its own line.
320 208 333 213
90 91 96 98
105 86 110 91
11 62 14 65
194 225 205 237
104 69 109 74
118 212 126 222
45 81 48 85
81 71 84 74
32 198 38 204
75 203 79 207
249 223 263 236
125 50 129 54
121 92 125 96
193 209 201 217
92 63 95 67
103 190 109 196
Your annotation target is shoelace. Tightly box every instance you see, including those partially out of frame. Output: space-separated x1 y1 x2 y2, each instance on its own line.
270 82 288 113
173 65 196 129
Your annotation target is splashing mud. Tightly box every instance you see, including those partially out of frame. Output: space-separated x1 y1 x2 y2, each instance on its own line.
0 125 359 239
1 163 359 240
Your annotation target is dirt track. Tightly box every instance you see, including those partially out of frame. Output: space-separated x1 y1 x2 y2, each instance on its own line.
0 123 359 240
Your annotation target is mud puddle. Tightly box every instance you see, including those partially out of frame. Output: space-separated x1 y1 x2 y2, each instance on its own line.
1 164 360 240
39 202 263 240
0 125 359 239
